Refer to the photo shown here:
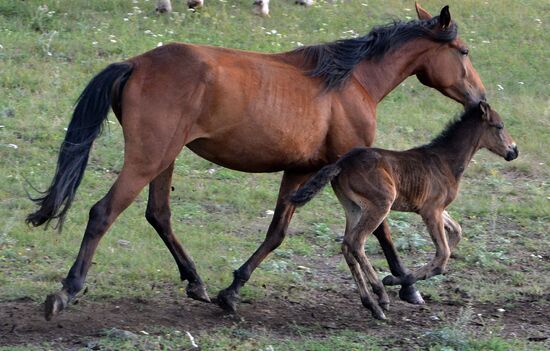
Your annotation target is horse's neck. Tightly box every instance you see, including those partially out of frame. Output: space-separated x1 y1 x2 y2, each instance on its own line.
353 41 430 104
426 123 483 180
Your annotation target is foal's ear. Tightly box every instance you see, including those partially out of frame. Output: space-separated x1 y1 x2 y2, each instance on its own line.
415 2 432 20
439 5 451 30
479 101 491 120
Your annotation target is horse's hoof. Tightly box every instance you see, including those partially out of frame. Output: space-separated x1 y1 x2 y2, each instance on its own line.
44 291 69 321
215 289 239 313
399 285 425 305
382 274 401 286
186 282 211 303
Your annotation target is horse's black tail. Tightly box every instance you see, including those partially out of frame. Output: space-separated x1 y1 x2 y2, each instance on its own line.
290 164 342 207
26 62 133 230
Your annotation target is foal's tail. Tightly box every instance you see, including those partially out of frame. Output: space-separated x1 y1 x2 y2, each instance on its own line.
291 164 342 207
26 62 134 230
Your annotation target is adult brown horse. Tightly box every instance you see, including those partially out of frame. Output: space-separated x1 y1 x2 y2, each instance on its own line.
27 3 486 320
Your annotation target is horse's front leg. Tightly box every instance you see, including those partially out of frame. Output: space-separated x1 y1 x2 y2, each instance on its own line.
216 171 310 312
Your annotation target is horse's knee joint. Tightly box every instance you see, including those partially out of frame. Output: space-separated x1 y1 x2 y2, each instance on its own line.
145 207 170 228
87 203 109 235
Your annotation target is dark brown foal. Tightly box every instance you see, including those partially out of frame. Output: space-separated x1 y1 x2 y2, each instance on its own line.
291 102 518 319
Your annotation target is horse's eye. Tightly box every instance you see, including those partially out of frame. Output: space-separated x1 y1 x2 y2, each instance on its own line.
494 123 504 130
459 47 469 56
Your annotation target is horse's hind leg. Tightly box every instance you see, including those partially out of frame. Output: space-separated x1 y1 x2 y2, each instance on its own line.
375 221 425 305
145 162 209 302
44 166 159 320
216 171 310 312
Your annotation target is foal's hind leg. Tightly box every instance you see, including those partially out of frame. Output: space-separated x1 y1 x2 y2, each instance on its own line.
146 162 210 302
342 206 390 320
216 171 310 312
375 221 425 305
336 189 390 315
44 166 158 320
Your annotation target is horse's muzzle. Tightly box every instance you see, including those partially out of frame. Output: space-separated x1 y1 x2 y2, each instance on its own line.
505 144 519 161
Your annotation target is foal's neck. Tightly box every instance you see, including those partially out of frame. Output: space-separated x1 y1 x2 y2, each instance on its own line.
423 120 483 180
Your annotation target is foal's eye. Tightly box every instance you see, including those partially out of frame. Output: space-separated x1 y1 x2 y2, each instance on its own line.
459 47 469 56
494 123 504 130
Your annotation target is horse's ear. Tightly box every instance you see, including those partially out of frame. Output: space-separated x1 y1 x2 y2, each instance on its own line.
439 5 451 30
479 101 491 120
415 2 432 20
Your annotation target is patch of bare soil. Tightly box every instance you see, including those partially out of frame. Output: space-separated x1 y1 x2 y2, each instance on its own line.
1 276 548 349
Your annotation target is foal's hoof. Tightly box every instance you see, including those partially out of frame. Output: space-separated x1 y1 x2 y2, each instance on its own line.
186 282 211 303
379 301 390 312
361 297 387 320
215 289 239 313
399 285 425 305
371 307 387 320
44 291 69 321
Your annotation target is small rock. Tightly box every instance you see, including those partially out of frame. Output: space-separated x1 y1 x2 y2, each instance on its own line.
496 308 505 313
117 239 131 247
86 340 100 350
429 315 440 321
106 328 138 339
265 210 275 216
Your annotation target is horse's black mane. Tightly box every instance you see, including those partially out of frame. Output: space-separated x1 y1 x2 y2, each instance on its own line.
421 105 483 149
295 16 458 89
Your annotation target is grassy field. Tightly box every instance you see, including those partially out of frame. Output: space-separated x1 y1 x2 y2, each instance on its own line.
1 0 549 350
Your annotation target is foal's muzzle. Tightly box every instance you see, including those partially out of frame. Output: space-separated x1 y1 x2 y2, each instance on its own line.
505 144 519 161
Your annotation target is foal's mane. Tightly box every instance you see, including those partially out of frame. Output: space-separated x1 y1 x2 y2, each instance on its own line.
294 16 458 90
421 105 483 149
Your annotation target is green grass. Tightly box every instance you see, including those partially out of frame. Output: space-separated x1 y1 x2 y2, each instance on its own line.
3 327 542 351
1 0 549 349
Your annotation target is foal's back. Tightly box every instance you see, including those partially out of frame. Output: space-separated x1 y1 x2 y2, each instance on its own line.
332 147 456 214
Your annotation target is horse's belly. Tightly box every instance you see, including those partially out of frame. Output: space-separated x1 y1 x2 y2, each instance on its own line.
186 135 325 173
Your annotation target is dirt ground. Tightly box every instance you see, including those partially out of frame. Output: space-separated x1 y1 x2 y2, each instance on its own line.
1 262 549 349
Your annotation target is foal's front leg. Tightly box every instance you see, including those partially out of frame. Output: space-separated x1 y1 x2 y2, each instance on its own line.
443 210 462 252
375 220 425 305
382 211 459 287
412 211 451 281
